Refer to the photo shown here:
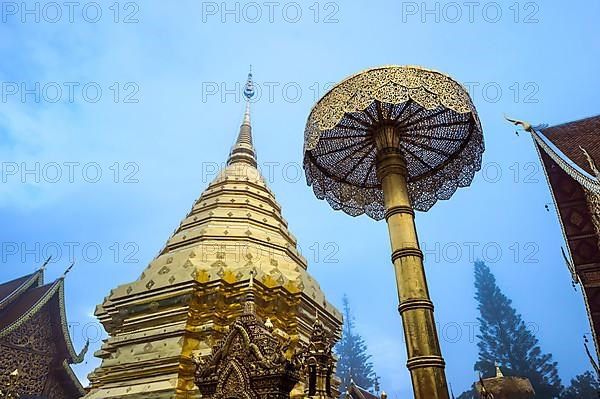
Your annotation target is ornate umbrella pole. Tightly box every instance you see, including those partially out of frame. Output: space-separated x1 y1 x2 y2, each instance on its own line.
375 125 447 397
303 66 484 398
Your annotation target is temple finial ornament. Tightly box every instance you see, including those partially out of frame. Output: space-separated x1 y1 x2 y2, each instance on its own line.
504 115 548 135
495 361 504 378
505 115 534 133
227 68 257 166
39 255 52 271
244 65 255 100
242 66 254 126
61 261 75 279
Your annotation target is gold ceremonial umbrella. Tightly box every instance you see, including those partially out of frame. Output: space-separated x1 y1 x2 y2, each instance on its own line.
303 65 484 399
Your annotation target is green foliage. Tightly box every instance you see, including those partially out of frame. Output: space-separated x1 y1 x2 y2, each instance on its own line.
561 371 600 399
472 260 563 398
335 294 376 392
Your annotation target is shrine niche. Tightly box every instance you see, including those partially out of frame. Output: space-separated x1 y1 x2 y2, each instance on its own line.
194 275 302 399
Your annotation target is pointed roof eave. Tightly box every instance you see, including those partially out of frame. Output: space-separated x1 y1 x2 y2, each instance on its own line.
56 277 89 363
531 128 600 193
60 359 86 396
0 270 44 312
0 278 87 364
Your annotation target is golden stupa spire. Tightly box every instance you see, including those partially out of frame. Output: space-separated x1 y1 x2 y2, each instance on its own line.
227 66 257 167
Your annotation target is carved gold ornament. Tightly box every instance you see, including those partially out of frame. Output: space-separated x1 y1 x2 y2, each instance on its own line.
303 65 484 219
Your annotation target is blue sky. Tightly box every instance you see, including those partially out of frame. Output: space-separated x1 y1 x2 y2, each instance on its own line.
1 1 599 397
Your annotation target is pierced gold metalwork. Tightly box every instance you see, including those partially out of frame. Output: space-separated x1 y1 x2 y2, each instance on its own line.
303 65 485 399
304 65 483 219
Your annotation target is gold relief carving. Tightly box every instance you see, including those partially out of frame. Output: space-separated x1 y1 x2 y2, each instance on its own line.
0 311 57 396
159 266 171 275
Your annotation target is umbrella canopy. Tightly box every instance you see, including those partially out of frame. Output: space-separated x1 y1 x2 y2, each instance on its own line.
303 65 484 220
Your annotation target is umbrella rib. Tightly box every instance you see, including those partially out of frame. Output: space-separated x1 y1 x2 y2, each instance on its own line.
393 99 413 122
410 116 477 182
345 113 373 129
314 137 369 157
336 139 373 164
362 155 377 187
407 132 466 142
319 132 369 141
400 107 450 129
403 137 455 157
364 106 378 124
397 105 428 127
403 119 470 133
335 123 368 132
342 144 373 180
375 101 385 123
401 143 433 170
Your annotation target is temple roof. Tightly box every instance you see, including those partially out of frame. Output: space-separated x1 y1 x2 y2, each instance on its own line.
539 115 600 176
528 115 600 368
0 270 88 365
341 381 379 399
0 271 43 311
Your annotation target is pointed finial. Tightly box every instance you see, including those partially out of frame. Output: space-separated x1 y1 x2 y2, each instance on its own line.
62 260 75 278
494 361 504 378
39 255 52 271
244 65 255 100
227 68 257 167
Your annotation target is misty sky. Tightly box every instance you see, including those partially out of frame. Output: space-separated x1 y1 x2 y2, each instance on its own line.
1 1 599 397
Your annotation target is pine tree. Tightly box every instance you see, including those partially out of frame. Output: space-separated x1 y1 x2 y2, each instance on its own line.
473 260 563 397
335 294 376 392
561 371 599 399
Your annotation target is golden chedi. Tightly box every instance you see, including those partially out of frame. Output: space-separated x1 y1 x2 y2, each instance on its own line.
85 71 342 399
